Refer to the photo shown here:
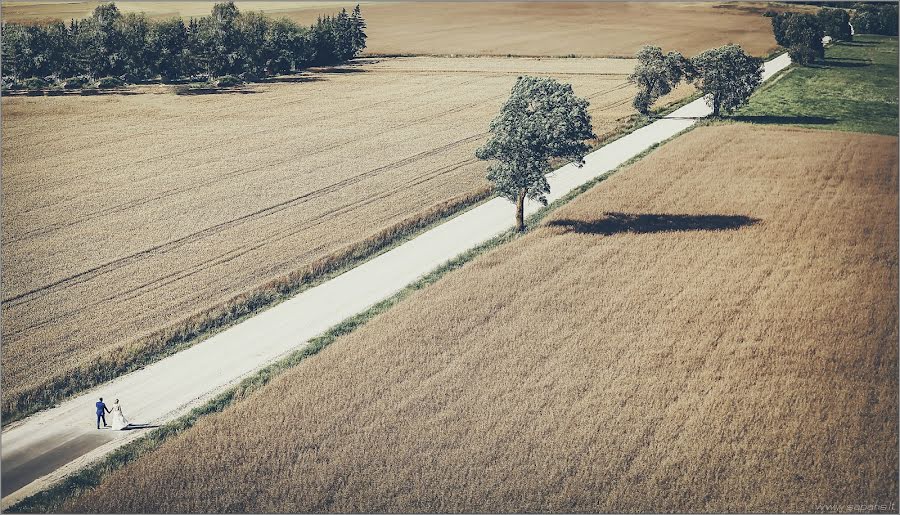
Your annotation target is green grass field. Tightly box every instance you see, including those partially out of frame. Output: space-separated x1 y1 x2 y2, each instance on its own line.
735 35 898 135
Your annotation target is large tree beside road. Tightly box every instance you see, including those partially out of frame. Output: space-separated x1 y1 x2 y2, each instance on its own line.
771 12 826 65
629 46 689 116
476 76 596 232
689 45 763 117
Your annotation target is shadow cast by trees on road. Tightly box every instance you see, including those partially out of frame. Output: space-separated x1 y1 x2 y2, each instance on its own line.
547 212 760 235
730 114 837 125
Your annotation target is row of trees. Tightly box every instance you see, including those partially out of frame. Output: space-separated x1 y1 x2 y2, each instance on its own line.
850 2 899 35
1 2 367 85
769 8 851 65
629 44 763 117
770 4 897 66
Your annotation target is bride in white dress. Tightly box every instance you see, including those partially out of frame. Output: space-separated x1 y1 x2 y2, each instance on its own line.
109 399 130 430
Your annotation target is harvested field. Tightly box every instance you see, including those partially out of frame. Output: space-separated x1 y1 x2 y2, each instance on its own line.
1 56 695 417
61 124 899 512
1 1 789 57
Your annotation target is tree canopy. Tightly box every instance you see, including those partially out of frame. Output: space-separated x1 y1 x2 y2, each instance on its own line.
689 45 763 117
771 12 826 65
851 2 898 36
628 46 689 116
1 1 368 87
476 76 595 232
817 8 853 41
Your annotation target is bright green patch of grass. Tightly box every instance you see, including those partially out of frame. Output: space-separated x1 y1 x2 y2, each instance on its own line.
734 35 898 135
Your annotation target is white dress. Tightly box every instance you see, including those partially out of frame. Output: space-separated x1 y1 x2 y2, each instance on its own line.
110 404 129 430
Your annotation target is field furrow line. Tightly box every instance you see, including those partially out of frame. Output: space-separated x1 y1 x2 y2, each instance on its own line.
2 134 487 307
6 75 473 196
3 92 498 245
3 154 483 342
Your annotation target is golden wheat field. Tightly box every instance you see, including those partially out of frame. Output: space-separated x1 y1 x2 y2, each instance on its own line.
1 56 697 413
61 124 899 512
1 1 791 57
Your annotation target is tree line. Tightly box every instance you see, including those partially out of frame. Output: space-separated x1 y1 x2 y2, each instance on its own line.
629 44 763 117
1 2 367 89
769 4 897 66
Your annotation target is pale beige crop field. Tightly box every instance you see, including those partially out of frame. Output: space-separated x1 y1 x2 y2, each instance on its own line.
1 56 694 411
1 1 794 57
62 124 898 512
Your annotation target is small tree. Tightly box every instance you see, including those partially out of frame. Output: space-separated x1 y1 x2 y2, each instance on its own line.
629 45 689 116
690 45 762 117
476 76 595 232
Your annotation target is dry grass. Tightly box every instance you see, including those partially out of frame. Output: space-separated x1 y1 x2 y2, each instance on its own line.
1 1 789 57
60 124 898 513
1 56 695 418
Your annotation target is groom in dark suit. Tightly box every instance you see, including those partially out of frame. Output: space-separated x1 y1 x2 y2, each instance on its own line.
96 397 110 429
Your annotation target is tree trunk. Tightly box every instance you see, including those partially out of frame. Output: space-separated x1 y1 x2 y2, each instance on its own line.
515 188 526 233
712 93 721 117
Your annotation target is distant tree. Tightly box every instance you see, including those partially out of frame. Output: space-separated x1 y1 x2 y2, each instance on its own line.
150 18 188 80
336 8 354 60
89 1 125 77
308 16 332 65
476 76 595 232
264 18 305 74
44 21 77 78
817 8 853 41
851 3 898 36
690 45 762 117
236 11 270 76
629 46 689 116
1 24 41 79
771 12 824 65
119 12 152 81
771 11 791 47
350 4 367 56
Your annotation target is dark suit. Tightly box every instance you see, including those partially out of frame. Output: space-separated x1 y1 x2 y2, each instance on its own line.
96 401 109 429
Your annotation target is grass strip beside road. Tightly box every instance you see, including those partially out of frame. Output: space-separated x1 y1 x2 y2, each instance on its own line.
6 125 689 514
734 35 898 135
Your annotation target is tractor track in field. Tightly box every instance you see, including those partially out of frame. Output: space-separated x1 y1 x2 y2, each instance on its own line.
3 133 486 308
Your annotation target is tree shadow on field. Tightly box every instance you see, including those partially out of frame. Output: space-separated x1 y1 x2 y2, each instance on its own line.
9 89 143 97
309 65 368 74
839 40 878 47
260 75 324 84
547 212 760 236
730 114 837 125
174 87 261 96
811 58 871 68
